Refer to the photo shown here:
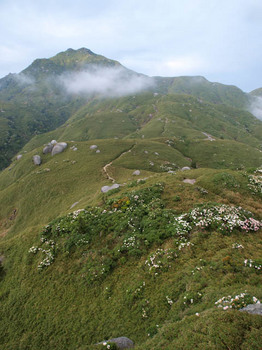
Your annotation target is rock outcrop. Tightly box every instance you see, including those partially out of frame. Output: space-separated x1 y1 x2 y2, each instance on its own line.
43 143 53 154
98 337 134 349
101 184 120 193
51 142 67 156
181 166 191 171
90 145 98 150
33 155 41 165
239 304 262 315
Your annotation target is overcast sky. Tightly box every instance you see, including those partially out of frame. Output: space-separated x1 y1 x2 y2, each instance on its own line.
0 0 261 92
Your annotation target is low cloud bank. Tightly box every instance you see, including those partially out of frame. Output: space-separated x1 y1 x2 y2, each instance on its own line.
59 66 154 97
249 96 262 120
14 73 35 85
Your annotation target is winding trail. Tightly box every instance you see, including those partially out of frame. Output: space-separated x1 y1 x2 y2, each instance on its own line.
162 117 169 136
202 132 216 141
102 144 136 183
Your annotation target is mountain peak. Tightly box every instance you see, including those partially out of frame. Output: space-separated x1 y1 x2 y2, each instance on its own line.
56 47 96 57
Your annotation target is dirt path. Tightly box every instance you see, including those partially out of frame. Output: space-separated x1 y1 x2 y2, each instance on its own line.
102 144 136 183
161 117 169 136
202 132 215 141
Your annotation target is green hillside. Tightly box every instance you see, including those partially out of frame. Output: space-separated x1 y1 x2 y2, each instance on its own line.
250 87 262 97
0 135 262 349
0 48 261 170
0 48 135 170
0 49 262 350
155 76 249 108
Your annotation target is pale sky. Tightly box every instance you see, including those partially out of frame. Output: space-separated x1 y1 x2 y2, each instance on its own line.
0 0 261 92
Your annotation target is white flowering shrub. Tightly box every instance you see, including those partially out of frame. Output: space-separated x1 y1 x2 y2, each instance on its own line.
244 259 262 271
101 342 117 350
183 291 203 306
145 248 177 275
188 204 262 234
29 183 261 272
232 243 244 249
247 168 262 194
166 296 173 306
28 237 56 270
215 292 260 310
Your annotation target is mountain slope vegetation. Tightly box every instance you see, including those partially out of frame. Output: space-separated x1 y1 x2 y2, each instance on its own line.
0 48 261 350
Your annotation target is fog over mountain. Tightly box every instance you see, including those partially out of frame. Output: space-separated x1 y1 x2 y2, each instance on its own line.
59 65 154 97
249 96 262 120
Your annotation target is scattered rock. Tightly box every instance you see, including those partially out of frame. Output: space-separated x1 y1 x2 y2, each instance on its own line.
9 209 17 220
132 170 141 176
202 132 215 141
43 143 53 154
51 142 67 156
96 150 101 153
154 152 159 155
16 154 22 160
70 202 79 209
101 184 120 193
50 140 57 145
90 145 98 150
239 304 262 315
144 151 148 154
183 178 196 185
33 155 41 165
181 166 191 171
98 337 134 349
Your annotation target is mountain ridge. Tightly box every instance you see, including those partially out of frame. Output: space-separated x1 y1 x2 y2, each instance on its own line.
0 47 261 172
0 48 262 350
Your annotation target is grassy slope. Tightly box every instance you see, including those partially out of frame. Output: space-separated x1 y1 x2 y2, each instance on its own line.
0 78 262 349
0 132 262 349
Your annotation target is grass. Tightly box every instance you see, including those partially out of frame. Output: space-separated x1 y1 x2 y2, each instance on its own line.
0 150 261 349
0 62 262 349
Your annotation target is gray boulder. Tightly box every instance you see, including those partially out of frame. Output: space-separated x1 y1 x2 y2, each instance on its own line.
43 143 53 154
70 202 79 209
239 304 262 315
90 144 98 150
98 337 134 349
33 155 41 165
181 166 191 171
51 142 67 156
101 184 120 193
50 140 57 145
132 170 140 176
16 154 22 160
183 178 196 185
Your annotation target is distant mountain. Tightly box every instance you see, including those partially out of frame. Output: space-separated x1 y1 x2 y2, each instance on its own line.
0 48 129 169
154 75 249 108
250 87 262 97
0 48 261 170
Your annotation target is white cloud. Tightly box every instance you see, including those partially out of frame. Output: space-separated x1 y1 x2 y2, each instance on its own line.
249 96 262 120
0 0 261 91
59 66 154 97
